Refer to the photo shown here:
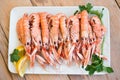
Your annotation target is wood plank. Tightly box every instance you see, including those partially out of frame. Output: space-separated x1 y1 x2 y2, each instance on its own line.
0 23 27 80
25 74 70 80
69 75 109 80
12 74 26 80
116 0 120 8
30 0 84 6
0 52 12 80
0 0 32 39
0 24 8 65
0 0 32 80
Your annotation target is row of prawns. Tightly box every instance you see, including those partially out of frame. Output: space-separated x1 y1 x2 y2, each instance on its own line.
16 10 107 68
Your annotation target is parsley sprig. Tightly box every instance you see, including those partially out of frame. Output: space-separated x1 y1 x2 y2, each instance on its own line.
79 3 93 13
74 3 93 15
10 49 20 62
75 3 104 22
85 54 114 75
89 8 104 23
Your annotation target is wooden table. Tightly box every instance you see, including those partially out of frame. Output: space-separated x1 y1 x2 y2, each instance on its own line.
0 0 120 80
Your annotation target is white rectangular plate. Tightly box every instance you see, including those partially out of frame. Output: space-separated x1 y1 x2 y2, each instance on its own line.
8 6 110 75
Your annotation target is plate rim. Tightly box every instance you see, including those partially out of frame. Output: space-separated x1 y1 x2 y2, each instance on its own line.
8 6 110 75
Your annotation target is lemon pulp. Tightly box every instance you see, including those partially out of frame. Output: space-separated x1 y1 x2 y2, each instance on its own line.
16 56 29 77
16 46 25 57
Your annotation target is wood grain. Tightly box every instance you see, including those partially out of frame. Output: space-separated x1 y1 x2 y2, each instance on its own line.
0 0 32 38
116 0 120 8
0 0 120 80
0 16 27 80
25 74 70 80
0 0 34 80
0 23 8 64
0 53 12 80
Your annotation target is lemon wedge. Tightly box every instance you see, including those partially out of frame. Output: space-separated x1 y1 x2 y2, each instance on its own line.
13 62 17 69
16 56 29 77
16 46 25 57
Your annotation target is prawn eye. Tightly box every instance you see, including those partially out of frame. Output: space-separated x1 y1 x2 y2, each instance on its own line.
45 43 47 45
89 39 92 42
19 38 21 40
58 37 61 41
76 39 79 42
93 19 96 24
65 40 67 42
93 38 95 41
26 42 29 45
55 46 58 50
54 42 56 44
39 41 41 44
71 39 73 42
101 28 103 31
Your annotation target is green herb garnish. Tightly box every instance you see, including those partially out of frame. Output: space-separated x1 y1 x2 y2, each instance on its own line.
103 66 114 73
10 49 20 62
89 8 104 23
85 54 114 75
77 3 104 23
79 3 93 13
